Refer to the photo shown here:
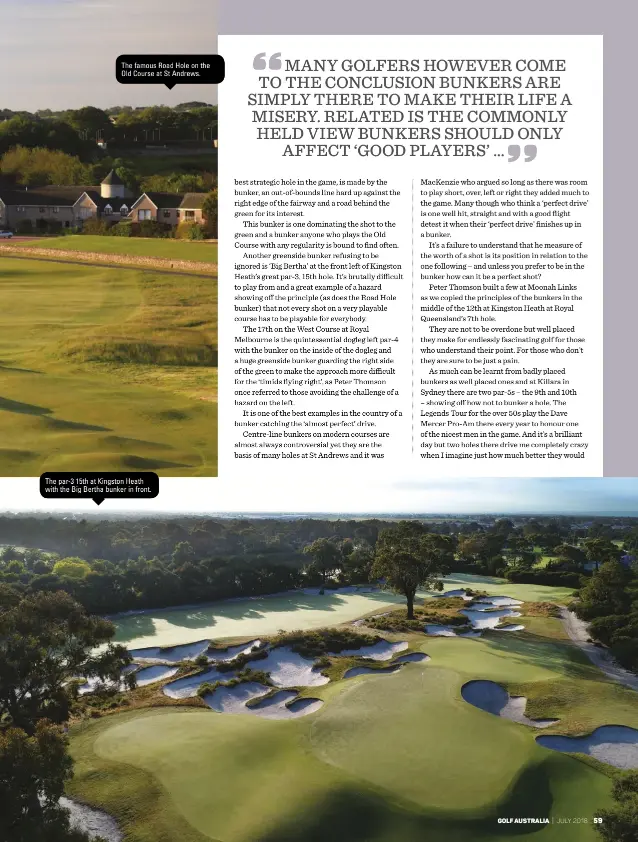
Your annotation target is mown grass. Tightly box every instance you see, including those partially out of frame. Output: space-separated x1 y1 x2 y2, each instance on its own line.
0 257 217 476
11 235 218 263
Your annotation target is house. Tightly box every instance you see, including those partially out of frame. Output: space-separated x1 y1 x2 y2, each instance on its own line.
0 171 206 231
128 192 206 226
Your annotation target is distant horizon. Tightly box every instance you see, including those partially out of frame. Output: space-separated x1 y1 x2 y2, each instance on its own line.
1 478 636 519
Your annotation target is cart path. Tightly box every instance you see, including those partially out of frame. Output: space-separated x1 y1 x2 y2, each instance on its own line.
560 607 638 692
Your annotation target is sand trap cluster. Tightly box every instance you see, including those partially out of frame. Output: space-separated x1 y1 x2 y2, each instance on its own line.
203 682 323 719
129 640 210 663
425 592 526 637
461 680 558 728
537 725 638 770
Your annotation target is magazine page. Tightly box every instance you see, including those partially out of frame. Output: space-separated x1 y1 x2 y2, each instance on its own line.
0 1 637 842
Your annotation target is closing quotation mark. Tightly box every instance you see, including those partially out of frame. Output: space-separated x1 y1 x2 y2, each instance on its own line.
508 144 537 162
253 53 282 70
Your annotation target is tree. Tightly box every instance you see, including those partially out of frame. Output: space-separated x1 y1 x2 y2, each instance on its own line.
575 561 633 622
52 558 91 580
583 538 622 572
0 590 131 733
595 771 638 842
371 521 454 619
202 189 218 235
0 722 89 842
0 591 124 841
302 538 343 590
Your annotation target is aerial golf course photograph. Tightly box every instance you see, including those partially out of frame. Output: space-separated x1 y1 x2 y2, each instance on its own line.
1 491 637 842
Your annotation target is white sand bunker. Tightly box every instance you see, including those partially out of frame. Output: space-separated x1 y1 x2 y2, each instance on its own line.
425 624 458 637
344 664 401 679
462 680 558 728
249 689 324 719
60 797 123 842
256 646 330 687
333 640 408 661
393 652 430 664
436 589 474 601
206 639 262 662
537 726 638 770
134 665 178 687
203 681 271 713
128 639 210 663
475 596 523 607
162 666 230 699
460 607 522 630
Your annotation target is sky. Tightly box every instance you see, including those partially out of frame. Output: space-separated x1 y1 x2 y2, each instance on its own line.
0 0 218 110
0 477 637 517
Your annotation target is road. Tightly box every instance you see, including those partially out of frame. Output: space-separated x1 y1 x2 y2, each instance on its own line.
560 607 638 692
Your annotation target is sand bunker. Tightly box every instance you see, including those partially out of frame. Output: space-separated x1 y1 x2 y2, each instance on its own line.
461 680 558 728
344 665 400 679
206 639 262 662
333 640 408 661
393 652 430 664
537 725 638 770
436 589 474 601
460 607 522 630
203 681 271 713
256 646 330 687
128 640 210 663
134 665 178 687
249 689 324 719
162 666 230 699
475 596 523 607
60 797 122 842
425 624 458 637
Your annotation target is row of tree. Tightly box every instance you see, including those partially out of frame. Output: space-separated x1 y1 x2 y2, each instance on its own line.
0 105 218 159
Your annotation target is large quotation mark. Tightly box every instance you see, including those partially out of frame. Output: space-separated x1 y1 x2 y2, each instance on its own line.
508 144 537 162
253 53 282 70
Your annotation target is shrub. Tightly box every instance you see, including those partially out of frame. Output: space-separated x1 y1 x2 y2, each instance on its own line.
108 221 133 237
80 217 109 236
193 654 209 667
15 219 33 235
135 219 170 238
272 628 380 658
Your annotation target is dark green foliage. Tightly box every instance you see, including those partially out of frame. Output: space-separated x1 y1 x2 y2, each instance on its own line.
595 771 638 842
273 628 380 659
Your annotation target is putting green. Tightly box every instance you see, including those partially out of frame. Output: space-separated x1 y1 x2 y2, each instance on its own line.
0 257 216 476
111 575 574 650
70 629 631 842
11 235 218 263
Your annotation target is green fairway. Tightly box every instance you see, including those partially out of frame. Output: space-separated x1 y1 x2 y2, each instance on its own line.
11 235 218 263
438 573 575 605
0 257 217 476
111 575 575 650
69 622 638 842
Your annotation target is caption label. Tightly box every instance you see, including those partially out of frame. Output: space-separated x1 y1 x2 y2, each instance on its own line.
40 473 159 506
116 54 225 89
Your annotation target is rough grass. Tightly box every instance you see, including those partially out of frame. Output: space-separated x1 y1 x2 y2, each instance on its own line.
11 235 218 263
0 257 217 476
